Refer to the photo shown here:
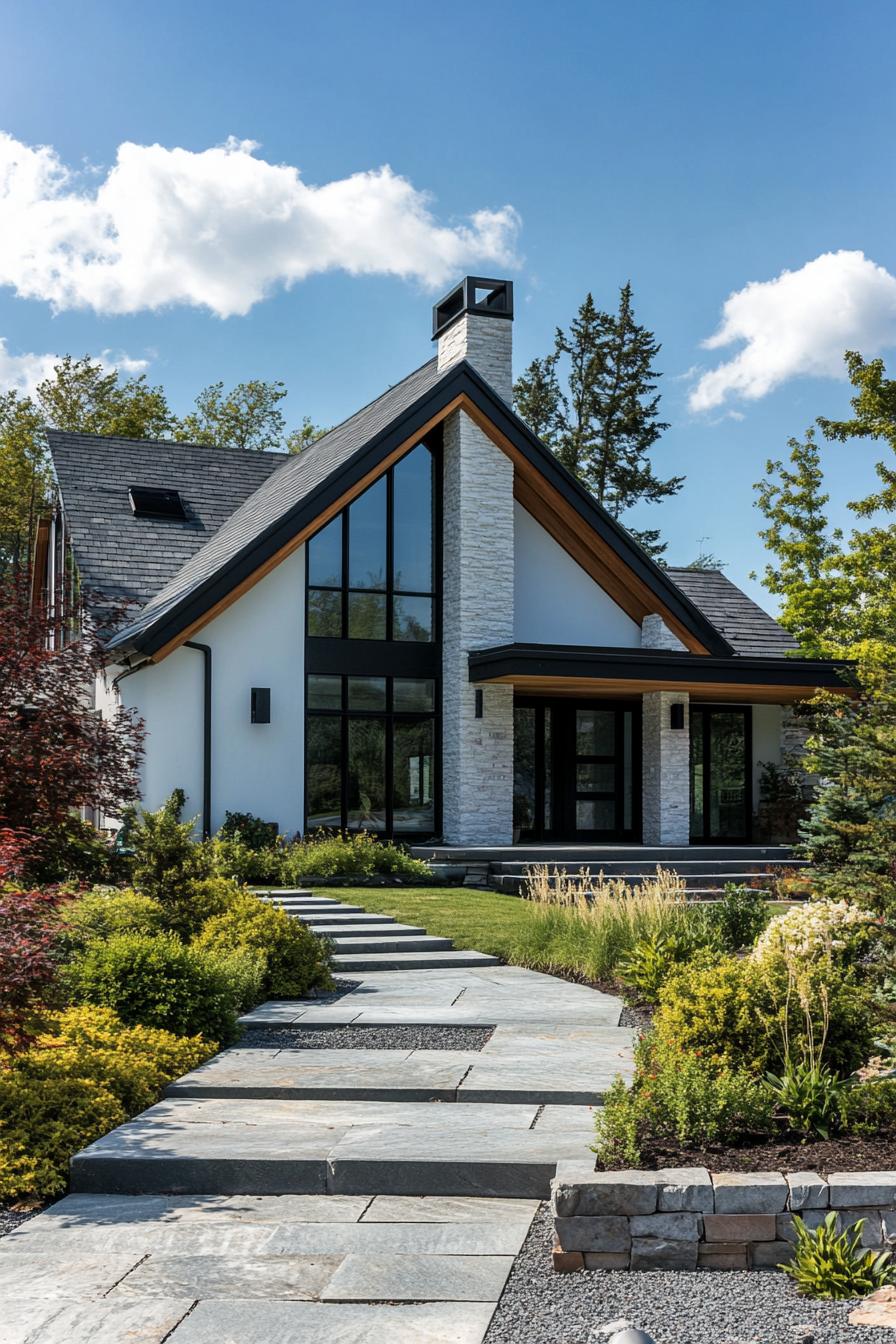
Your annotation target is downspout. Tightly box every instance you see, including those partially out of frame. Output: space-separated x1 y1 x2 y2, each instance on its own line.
185 642 212 839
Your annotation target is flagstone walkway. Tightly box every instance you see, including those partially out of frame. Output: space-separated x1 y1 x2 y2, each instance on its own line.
1 897 634 1343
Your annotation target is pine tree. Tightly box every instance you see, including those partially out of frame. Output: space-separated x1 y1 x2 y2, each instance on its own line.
799 682 896 915
513 283 682 557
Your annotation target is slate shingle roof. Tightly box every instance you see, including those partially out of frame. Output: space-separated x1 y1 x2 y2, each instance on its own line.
49 430 285 611
106 358 446 651
665 567 798 658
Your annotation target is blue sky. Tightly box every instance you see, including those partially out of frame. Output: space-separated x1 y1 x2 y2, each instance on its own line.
2 0 895 604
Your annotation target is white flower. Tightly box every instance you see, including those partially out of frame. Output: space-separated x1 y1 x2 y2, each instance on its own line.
753 898 874 965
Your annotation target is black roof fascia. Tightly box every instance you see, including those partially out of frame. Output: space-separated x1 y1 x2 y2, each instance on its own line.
453 363 734 657
110 361 732 661
467 643 854 691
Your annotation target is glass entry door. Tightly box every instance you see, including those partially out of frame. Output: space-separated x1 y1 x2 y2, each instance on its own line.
513 699 639 841
689 707 751 842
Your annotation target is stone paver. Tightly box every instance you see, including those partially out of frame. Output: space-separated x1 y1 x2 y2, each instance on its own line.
1 905 632 1343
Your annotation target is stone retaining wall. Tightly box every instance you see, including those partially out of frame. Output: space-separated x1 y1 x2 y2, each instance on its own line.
550 1162 896 1272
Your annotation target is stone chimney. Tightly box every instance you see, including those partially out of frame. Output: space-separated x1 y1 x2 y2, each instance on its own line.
434 277 513 402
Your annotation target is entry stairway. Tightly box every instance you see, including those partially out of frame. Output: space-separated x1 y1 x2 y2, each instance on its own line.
258 890 500 971
411 842 808 898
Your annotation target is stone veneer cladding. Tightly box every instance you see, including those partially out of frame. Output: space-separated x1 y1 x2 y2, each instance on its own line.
640 615 690 845
438 311 515 845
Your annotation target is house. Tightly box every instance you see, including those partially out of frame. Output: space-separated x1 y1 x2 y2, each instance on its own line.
38 277 847 849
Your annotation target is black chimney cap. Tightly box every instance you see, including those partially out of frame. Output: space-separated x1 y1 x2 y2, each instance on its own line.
432 277 513 340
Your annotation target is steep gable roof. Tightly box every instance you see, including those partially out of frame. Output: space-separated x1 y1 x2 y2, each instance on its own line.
665 568 798 658
48 430 284 610
103 358 733 662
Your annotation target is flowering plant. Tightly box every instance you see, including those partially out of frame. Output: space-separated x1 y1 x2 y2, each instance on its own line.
753 898 874 966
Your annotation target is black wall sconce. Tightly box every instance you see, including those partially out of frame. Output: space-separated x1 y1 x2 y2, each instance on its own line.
251 688 271 724
474 689 483 719
670 703 685 730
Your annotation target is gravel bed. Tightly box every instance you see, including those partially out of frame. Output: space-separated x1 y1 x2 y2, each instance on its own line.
618 1002 652 1032
0 1205 41 1240
485 1204 892 1344
242 1024 494 1050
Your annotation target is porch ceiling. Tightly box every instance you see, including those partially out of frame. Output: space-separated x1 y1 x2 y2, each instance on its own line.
468 643 854 704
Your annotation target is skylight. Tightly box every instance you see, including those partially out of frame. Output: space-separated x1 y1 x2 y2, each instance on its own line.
129 486 188 520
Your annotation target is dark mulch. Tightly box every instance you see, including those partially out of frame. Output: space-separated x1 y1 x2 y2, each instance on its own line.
599 1134 896 1177
0 1204 43 1240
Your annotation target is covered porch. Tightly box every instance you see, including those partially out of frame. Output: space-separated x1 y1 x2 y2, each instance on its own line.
467 642 850 848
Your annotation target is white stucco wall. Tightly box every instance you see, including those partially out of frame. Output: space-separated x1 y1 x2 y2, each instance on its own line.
513 501 641 647
117 545 305 836
751 703 783 808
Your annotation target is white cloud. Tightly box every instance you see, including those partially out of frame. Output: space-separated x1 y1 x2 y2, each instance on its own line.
688 250 896 412
0 132 521 318
0 339 149 397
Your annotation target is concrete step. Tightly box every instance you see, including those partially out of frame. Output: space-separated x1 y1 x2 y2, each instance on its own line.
69 1097 594 1198
332 950 500 972
254 888 315 899
279 903 369 916
327 936 455 954
413 844 797 863
308 922 426 939
491 858 807 876
298 912 398 927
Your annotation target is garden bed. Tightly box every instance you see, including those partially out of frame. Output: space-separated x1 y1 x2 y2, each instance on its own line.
601 1135 896 1178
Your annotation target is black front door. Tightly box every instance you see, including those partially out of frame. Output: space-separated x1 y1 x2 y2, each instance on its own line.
689 706 752 842
514 698 640 841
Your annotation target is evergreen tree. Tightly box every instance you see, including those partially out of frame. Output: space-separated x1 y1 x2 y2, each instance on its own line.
513 283 682 557
799 682 896 916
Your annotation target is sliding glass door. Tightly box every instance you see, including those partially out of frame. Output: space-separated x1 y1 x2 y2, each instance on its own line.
689 706 751 842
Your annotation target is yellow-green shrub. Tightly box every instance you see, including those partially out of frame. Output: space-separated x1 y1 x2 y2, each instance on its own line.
58 887 166 953
0 1071 125 1200
0 1005 217 1200
195 894 333 999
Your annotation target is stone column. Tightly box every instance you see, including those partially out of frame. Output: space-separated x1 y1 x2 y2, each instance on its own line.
441 408 515 844
641 690 691 845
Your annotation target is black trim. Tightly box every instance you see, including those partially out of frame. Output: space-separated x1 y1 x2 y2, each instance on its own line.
307 638 438 678
109 362 731 661
469 642 853 690
432 277 514 339
184 640 212 839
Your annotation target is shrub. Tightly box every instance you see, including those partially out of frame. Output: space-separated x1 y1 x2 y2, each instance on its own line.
618 923 712 1003
208 835 285 886
705 884 771 952
754 898 875 967
0 1006 214 1200
283 830 432 881
593 1034 775 1167
59 887 166 953
654 953 873 1076
29 816 120 886
838 1079 896 1135
766 1059 850 1139
0 1071 125 1200
22 1006 211 1114
60 931 254 1044
219 811 279 850
128 789 213 931
195 894 333 999
782 1212 894 1298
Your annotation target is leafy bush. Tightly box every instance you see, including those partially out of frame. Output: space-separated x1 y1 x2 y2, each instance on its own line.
282 830 432 881
22 1006 211 1114
128 789 214 932
208 835 285 886
838 1079 896 1135
618 923 711 1003
754 898 875 967
0 1070 125 1200
219 811 279 850
59 887 166 953
0 1006 214 1200
179 876 245 928
60 931 255 1044
29 816 120 886
705 884 771 951
195 894 333 999
593 1035 775 1167
654 953 873 1076
782 1212 894 1298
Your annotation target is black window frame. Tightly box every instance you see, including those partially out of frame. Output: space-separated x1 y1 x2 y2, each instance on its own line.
306 441 438 645
304 435 442 840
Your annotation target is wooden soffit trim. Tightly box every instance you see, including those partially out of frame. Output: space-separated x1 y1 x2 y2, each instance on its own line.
477 673 847 704
149 391 709 663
